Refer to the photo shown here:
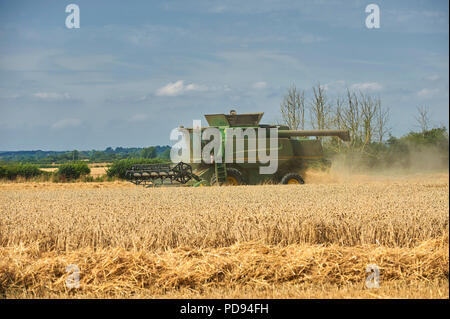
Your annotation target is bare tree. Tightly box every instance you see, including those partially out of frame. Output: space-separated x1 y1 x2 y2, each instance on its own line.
340 89 361 148
328 96 347 151
359 92 378 148
415 105 431 134
280 84 391 152
375 102 390 143
309 83 331 132
280 85 305 130
333 96 344 129
333 90 390 148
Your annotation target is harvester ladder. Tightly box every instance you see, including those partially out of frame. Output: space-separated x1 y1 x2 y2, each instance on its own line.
214 129 227 185
214 162 227 184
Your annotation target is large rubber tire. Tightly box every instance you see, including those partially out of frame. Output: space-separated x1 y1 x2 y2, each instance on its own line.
280 173 305 185
210 167 245 186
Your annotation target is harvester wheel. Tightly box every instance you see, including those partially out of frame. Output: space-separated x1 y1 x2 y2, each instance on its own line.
211 168 245 186
281 173 305 185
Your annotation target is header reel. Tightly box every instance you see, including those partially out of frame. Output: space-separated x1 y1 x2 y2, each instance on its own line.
125 162 200 187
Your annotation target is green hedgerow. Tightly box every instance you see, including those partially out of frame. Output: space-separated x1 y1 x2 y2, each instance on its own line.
0 165 6 179
57 162 90 180
0 163 42 180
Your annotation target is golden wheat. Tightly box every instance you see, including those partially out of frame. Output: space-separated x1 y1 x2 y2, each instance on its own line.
0 236 448 298
0 177 448 250
0 173 448 298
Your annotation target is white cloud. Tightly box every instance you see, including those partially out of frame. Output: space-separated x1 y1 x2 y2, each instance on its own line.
104 94 150 104
210 5 226 13
0 49 61 72
129 114 148 122
52 54 118 71
323 80 346 91
417 88 439 98
298 34 326 44
424 74 440 81
251 81 267 89
51 118 82 129
33 92 73 101
0 93 22 100
155 80 207 96
350 82 382 91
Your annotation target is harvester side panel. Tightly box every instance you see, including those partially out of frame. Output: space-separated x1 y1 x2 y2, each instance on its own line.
291 139 323 158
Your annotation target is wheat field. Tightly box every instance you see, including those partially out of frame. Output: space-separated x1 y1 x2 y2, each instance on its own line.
0 172 448 298
40 164 108 177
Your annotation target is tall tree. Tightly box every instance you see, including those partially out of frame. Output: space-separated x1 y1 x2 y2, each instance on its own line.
375 102 390 143
359 92 378 148
71 150 79 161
415 105 431 134
280 85 305 130
341 89 361 148
309 83 331 132
141 146 157 159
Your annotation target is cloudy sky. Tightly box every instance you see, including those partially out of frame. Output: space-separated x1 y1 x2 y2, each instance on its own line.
0 0 448 150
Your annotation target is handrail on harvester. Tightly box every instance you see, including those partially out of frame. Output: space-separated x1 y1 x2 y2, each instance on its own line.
278 129 350 141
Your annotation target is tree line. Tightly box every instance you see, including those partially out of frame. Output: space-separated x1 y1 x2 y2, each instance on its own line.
0 145 171 164
280 84 449 170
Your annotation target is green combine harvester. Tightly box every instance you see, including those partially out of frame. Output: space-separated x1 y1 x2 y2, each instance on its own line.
126 110 350 186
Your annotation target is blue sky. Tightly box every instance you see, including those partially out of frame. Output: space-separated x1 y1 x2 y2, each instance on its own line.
0 0 448 150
